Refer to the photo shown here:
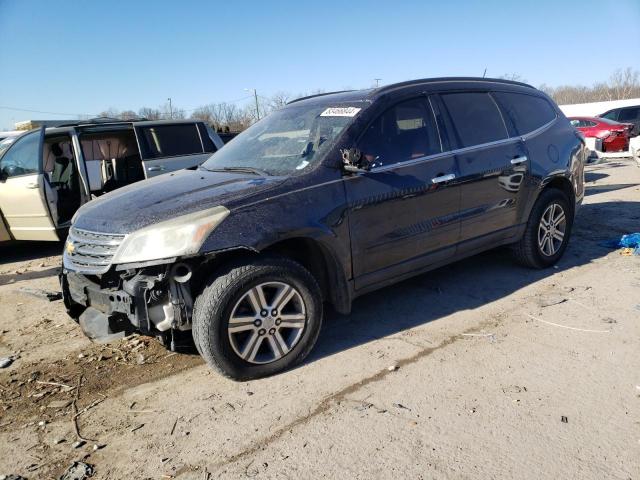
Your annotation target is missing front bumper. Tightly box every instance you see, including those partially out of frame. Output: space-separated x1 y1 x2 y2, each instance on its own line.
61 266 193 343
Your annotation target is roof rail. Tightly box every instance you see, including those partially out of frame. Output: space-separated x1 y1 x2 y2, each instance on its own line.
287 90 356 105
374 77 535 95
55 117 123 128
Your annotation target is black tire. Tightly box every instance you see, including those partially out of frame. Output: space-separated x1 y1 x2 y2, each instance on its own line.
512 188 573 269
192 256 323 380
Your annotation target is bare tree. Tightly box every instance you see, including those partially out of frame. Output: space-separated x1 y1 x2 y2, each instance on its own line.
119 110 138 120
269 91 292 111
98 108 120 119
540 67 640 104
138 107 162 120
499 73 527 83
608 67 640 100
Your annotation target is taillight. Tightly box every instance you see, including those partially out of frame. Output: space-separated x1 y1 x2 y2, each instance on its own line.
597 130 611 139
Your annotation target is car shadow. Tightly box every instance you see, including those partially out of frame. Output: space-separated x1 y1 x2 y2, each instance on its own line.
584 171 609 182
0 241 63 286
307 200 638 365
585 183 639 196
0 241 63 264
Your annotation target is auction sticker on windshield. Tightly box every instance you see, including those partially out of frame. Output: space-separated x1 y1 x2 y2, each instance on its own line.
320 107 361 117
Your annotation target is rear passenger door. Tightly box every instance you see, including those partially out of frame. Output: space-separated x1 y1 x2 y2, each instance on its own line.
133 121 219 177
437 91 530 250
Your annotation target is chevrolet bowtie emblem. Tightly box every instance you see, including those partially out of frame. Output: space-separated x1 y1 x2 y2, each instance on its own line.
66 241 75 254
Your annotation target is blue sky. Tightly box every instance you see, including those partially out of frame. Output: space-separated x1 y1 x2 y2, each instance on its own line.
0 0 639 129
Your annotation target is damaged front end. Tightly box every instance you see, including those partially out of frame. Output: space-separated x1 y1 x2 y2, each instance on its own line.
61 262 194 347
60 207 230 346
59 224 201 347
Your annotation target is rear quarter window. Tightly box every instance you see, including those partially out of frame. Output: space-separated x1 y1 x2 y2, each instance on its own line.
493 92 557 136
619 107 640 122
197 123 217 153
440 92 508 148
137 123 203 159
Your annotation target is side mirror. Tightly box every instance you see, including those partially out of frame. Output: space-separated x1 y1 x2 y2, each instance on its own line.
340 148 370 173
0 166 8 182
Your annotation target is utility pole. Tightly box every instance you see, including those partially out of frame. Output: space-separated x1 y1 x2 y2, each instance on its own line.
482 68 487 78
374 78 382 88
167 97 173 119
245 88 260 120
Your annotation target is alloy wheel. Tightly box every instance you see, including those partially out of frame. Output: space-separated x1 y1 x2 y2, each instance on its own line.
538 203 566 257
227 281 307 364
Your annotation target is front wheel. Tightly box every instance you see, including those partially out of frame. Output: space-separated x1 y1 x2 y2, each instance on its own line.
192 256 323 380
512 188 573 269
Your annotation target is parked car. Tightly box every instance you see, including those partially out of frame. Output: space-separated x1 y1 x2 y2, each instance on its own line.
568 116 633 152
61 77 586 380
599 105 640 136
0 119 224 242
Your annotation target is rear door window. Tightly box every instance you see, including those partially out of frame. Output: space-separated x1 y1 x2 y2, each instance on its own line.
600 110 619 121
357 97 441 167
619 107 640 122
492 92 556 136
136 123 203 159
440 92 508 147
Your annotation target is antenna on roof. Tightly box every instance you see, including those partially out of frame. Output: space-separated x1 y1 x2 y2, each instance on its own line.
482 68 487 78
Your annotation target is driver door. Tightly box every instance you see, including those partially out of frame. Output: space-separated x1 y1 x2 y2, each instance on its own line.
0 127 59 241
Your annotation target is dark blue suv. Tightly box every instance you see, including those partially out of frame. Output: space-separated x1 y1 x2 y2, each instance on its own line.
61 77 586 379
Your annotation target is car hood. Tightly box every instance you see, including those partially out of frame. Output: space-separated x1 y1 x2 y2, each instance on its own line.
73 169 285 234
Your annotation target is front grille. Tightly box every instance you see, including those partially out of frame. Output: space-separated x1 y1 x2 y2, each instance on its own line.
64 227 126 274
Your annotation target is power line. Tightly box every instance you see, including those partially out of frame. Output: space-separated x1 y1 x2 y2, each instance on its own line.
0 105 92 116
0 94 257 119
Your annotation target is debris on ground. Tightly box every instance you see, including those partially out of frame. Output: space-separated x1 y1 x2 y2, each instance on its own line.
537 294 568 308
0 357 14 368
561 416 568 423
387 365 398 372
72 440 86 449
17 287 63 301
0 475 28 480
58 462 94 480
462 332 497 343
393 403 411 411
602 233 640 255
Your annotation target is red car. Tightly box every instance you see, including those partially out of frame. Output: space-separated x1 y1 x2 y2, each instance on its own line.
569 116 633 152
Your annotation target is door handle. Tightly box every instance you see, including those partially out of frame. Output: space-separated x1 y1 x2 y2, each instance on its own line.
510 156 528 165
147 166 166 172
26 183 39 189
431 173 456 184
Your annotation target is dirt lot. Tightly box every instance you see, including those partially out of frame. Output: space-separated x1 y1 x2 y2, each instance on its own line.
1 159 639 479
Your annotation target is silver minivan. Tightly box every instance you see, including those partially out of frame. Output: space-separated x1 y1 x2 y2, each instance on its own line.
0 119 224 242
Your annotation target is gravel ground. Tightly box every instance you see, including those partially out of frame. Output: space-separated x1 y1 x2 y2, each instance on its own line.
0 159 639 479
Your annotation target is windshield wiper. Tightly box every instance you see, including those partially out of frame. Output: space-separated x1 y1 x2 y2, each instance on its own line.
203 166 271 176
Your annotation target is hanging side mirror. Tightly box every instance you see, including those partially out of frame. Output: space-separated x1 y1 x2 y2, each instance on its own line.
340 148 369 173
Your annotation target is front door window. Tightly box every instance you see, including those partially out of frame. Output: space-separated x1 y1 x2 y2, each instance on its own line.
0 131 39 178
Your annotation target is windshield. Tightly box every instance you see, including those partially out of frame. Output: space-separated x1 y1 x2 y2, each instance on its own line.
201 103 360 176
0 136 18 158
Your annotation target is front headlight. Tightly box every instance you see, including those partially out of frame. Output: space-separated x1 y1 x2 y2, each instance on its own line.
112 206 230 264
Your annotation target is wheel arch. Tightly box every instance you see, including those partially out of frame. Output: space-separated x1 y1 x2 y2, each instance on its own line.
192 238 352 315
541 175 576 212
261 237 352 315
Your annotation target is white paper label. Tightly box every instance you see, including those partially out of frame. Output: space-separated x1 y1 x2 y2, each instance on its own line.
320 107 361 117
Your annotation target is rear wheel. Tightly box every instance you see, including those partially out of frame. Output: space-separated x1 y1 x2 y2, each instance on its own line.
512 188 573 268
192 256 322 380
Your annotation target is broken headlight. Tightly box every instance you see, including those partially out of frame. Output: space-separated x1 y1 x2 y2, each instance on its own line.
112 206 230 265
